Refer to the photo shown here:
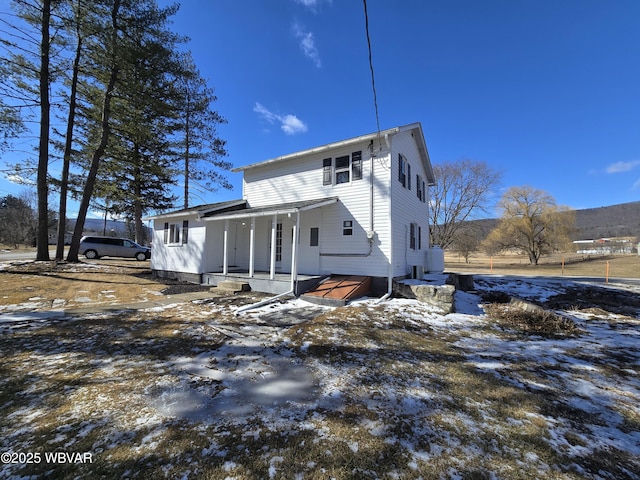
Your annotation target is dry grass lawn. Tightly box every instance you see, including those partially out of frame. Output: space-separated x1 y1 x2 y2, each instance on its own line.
445 252 640 278
1 258 639 479
0 259 172 310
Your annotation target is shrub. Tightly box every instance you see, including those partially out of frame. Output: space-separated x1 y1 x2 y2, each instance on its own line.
484 303 582 337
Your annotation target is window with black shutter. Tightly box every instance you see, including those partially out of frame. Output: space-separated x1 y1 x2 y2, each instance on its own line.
335 155 350 184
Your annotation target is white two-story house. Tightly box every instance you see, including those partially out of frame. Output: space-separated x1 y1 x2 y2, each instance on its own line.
147 122 439 297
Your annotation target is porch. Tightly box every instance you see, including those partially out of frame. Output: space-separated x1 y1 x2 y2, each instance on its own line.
202 271 328 296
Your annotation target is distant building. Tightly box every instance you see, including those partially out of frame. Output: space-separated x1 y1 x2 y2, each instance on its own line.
573 237 634 255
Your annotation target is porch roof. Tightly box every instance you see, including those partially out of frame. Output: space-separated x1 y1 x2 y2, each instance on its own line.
202 197 339 221
144 199 247 220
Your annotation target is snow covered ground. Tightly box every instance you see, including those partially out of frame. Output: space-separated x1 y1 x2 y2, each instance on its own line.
1 274 639 479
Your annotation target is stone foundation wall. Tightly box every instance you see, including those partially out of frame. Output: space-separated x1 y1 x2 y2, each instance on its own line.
152 269 202 285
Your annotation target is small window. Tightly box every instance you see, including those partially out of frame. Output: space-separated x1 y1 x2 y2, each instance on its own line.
165 221 186 245
310 227 319 246
343 220 353 236
335 155 350 184
322 158 332 185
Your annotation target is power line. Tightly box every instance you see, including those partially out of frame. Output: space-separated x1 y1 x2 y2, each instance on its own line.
363 0 381 139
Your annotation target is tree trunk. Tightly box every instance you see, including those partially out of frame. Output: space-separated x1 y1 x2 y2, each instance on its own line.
183 105 190 209
56 9 83 261
36 0 51 261
66 0 121 262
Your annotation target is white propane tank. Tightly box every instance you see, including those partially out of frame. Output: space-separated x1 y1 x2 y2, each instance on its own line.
428 246 445 273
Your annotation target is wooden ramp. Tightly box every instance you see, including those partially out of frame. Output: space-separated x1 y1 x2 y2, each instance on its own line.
302 275 372 306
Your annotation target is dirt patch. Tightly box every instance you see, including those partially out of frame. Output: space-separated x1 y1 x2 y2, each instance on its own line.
545 284 640 316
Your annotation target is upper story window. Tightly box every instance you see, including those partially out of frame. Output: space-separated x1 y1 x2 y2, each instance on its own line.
398 154 411 190
322 151 362 186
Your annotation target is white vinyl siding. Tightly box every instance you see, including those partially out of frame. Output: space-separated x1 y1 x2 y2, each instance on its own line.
153 124 433 282
243 146 369 208
152 216 205 274
389 130 431 277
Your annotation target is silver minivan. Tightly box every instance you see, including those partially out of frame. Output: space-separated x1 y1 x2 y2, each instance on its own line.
79 236 151 261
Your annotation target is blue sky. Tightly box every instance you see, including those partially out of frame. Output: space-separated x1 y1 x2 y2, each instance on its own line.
2 0 640 216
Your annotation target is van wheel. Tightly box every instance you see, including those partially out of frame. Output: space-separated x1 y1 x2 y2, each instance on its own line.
84 249 99 259
135 252 147 261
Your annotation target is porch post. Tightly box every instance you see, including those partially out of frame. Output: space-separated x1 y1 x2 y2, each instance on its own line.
290 210 299 292
249 217 255 277
223 219 229 276
269 214 277 280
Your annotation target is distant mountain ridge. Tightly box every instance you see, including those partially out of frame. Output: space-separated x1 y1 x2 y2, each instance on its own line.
69 218 129 236
573 201 640 240
465 200 640 241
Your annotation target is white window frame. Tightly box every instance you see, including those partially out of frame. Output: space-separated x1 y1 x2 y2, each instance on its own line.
164 220 188 245
322 151 363 186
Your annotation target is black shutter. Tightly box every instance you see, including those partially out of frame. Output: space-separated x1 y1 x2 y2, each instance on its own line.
351 151 362 180
323 158 332 185
163 222 169 244
182 220 189 244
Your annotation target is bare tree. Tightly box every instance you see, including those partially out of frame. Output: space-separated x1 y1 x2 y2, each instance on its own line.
483 186 575 265
429 159 501 249
450 225 481 263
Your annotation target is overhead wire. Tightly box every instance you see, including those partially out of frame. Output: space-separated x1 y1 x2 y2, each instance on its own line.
362 0 382 152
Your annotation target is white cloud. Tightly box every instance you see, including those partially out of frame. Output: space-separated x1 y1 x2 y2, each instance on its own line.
293 0 331 12
293 22 321 68
253 102 278 124
280 114 308 135
253 102 308 135
5 173 35 186
605 160 640 174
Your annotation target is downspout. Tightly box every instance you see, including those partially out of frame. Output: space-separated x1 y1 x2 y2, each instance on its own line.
378 136 394 303
369 141 375 238
235 289 294 314
377 203 394 303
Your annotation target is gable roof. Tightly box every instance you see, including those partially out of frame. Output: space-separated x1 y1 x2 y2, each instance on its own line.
144 199 246 220
233 122 436 185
